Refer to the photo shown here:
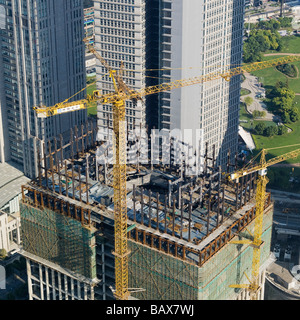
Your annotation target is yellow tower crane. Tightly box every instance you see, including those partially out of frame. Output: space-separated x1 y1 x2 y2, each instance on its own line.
84 38 131 97
229 145 300 300
34 54 300 300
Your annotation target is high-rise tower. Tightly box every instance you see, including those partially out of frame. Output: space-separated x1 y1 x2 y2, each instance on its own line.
94 0 244 166
156 0 244 166
94 0 146 141
0 0 87 178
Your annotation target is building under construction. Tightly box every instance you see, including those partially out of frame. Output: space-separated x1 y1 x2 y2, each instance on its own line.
19 122 274 300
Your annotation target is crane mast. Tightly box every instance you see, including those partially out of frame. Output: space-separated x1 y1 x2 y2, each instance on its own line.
111 98 130 300
33 52 300 300
229 147 300 299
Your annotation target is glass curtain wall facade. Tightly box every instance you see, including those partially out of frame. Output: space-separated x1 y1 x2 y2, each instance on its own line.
157 0 245 166
0 0 87 178
94 0 146 141
95 0 245 167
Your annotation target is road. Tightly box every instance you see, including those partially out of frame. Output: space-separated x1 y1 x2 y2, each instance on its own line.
269 189 300 232
264 53 300 57
241 73 280 121
244 3 290 23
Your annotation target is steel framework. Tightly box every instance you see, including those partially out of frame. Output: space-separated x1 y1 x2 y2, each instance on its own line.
33 53 300 300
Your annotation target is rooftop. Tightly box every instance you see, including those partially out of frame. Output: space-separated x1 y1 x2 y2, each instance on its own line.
25 148 261 240
20 123 273 267
0 161 30 209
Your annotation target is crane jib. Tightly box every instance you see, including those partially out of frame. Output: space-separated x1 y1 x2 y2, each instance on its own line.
56 104 83 114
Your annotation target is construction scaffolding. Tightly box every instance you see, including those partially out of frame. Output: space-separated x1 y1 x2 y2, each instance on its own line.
128 240 200 300
128 203 273 300
20 189 97 280
19 122 275 300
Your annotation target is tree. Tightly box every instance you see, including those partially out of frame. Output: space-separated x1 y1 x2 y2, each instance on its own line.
243 28 282 62
258 20 270 30
261 111 266 118
276 35 283 52
281 111 291 123
0 249 7 260
290 107 299 122
254 122 266 135
270 20 280 31
244 96 253 107
270 34 280 50
258 19 280 32
263 125 278 137
275 81 288 90
271 87 296 123
253 110 266 119
243 38 263 63
276 64 297 78
278 17 293 28
255 34 270 52
278 125 288 135
252 110 260 119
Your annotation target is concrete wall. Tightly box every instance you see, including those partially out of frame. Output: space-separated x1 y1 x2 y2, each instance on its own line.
0 211 21 253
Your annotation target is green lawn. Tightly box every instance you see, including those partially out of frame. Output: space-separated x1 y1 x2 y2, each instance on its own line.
240 88 251 96
275 36 300 54
264 36 300 55
239 104 277 130
242 36 300 190
247 39 300 163
250 36 300 93
251 57 300 94
86 77 97 116
250 95 300 163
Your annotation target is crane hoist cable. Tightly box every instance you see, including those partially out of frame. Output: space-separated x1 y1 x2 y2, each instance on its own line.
229 145 300 300
33 53 300 300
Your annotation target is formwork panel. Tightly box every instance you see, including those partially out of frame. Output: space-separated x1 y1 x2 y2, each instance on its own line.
20 202 97 279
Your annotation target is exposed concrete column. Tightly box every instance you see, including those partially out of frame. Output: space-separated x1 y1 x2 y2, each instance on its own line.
71 278 75 300
104 150 108 185
26 258 33 300
84 283 88 300
51 269 56 300
16 217 21 245
45 267 50 300
77 279 81 300
96 163 99 182
178 182 182 209
58 272 62 300
39 264 44 300
64 274 68 300
90 284 95 300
